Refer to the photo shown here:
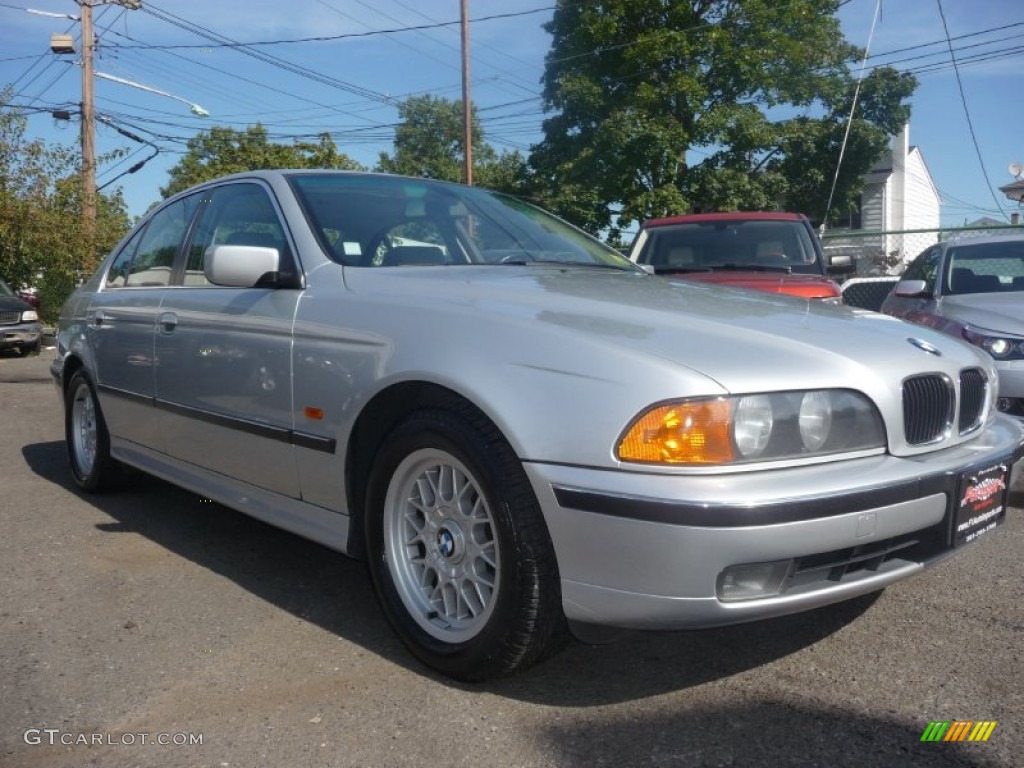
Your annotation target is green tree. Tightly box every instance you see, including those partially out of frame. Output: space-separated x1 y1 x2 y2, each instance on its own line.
0 89 130 322
377 95 529 194
531 0 916 237
161 124 364 198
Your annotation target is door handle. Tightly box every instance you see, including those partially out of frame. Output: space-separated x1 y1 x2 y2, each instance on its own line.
158 312 178 332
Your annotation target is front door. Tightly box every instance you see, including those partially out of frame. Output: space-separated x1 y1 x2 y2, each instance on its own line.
154 182 302 497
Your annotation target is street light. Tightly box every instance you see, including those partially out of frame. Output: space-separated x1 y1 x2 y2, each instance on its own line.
94 72 210 117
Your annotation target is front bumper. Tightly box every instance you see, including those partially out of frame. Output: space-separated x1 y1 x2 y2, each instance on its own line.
525 414 1024 630
0 323 41 350
994 360 1024 417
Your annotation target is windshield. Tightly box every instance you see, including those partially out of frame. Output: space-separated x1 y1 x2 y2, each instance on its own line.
635 219 824 275
288 173 634 269
944 240 1024 295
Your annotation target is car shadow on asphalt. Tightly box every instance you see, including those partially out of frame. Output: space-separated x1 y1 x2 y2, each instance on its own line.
25 439 884 706
532 701 996 768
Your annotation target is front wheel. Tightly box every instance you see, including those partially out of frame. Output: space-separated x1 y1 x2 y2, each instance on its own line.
365 407 565 681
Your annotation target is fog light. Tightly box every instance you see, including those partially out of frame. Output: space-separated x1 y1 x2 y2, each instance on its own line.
717 560 792 602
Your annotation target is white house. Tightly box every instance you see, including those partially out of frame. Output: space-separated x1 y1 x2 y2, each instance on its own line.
861 124 940 233
825 124 941 271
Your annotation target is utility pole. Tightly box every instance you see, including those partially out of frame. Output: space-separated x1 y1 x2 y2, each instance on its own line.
80 0 96 225
69 1 142 230
460 0 472 186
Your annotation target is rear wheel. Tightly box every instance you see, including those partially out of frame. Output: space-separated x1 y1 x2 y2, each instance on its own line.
365 406 565 681
65 370 121 492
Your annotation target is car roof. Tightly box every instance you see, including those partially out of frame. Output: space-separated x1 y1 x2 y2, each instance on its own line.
641 212 806 228
942 231 1024 248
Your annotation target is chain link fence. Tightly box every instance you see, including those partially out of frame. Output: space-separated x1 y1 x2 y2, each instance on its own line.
821 224 1024 277
822 224 1024 311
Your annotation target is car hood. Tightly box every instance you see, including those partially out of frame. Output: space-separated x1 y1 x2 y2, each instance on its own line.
0 295 31 313
661 270 840 299
939 293 1024 335
342 265 987 395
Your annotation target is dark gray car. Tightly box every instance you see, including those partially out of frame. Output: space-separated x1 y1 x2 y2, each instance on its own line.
881 234 1024 418
0 278 42 356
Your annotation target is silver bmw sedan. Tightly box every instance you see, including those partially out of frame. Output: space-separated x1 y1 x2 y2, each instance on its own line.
53 170 1024 680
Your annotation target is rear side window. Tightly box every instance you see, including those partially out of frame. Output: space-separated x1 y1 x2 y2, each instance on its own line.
105 226 146 288
106 195 200 288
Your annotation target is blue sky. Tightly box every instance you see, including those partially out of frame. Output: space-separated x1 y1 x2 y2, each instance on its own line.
2 0 1022 228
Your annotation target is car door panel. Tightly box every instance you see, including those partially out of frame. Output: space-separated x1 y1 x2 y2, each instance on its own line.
155 288 301 496
88 290 164 448
154 182 302 498
88 195 200 449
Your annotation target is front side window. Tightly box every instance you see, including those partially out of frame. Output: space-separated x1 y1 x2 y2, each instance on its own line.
185 183 290 286
902 246 941 287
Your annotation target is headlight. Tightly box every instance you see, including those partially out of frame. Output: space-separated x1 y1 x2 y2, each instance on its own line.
617 390 885 465
734 395 773 458
798 390 833 450
21 310 38 322
962 326 1024 361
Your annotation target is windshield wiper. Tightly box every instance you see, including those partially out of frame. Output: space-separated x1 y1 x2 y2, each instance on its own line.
651 265 713 274
497 258 633 270
712 263 792 274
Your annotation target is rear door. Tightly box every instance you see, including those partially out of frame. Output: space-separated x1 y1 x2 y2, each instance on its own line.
88 195 200 449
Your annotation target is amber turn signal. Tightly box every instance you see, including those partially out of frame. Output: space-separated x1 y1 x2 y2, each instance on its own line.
618 399 734 464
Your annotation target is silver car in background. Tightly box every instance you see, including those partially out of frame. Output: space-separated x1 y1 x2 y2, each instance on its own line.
882 233 1024 419
52 171 1024 680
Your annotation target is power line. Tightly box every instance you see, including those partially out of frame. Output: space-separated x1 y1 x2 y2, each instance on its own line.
110 6 556 50
141 2 393 107
934 0 1008 221
866 20 1024 63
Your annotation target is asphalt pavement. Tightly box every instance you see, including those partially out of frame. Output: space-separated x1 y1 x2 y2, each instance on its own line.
2 350 1022 767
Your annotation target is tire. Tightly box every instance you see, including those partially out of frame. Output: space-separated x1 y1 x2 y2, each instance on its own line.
64 370 121 492
365 406 565 681
18 341 40 357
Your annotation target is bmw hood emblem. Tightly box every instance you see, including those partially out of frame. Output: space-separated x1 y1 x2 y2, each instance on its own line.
907 337 942 356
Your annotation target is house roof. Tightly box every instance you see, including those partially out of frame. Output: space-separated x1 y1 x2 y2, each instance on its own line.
863 145 940 203
964 216 1005 227
999 179 1024 202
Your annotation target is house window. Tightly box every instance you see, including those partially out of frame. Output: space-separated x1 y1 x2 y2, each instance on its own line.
846 197 863 230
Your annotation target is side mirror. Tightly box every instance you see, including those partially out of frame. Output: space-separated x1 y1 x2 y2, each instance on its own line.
638 263 656 275
826 253 856 275
894 279 932 299
204 245 281 287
